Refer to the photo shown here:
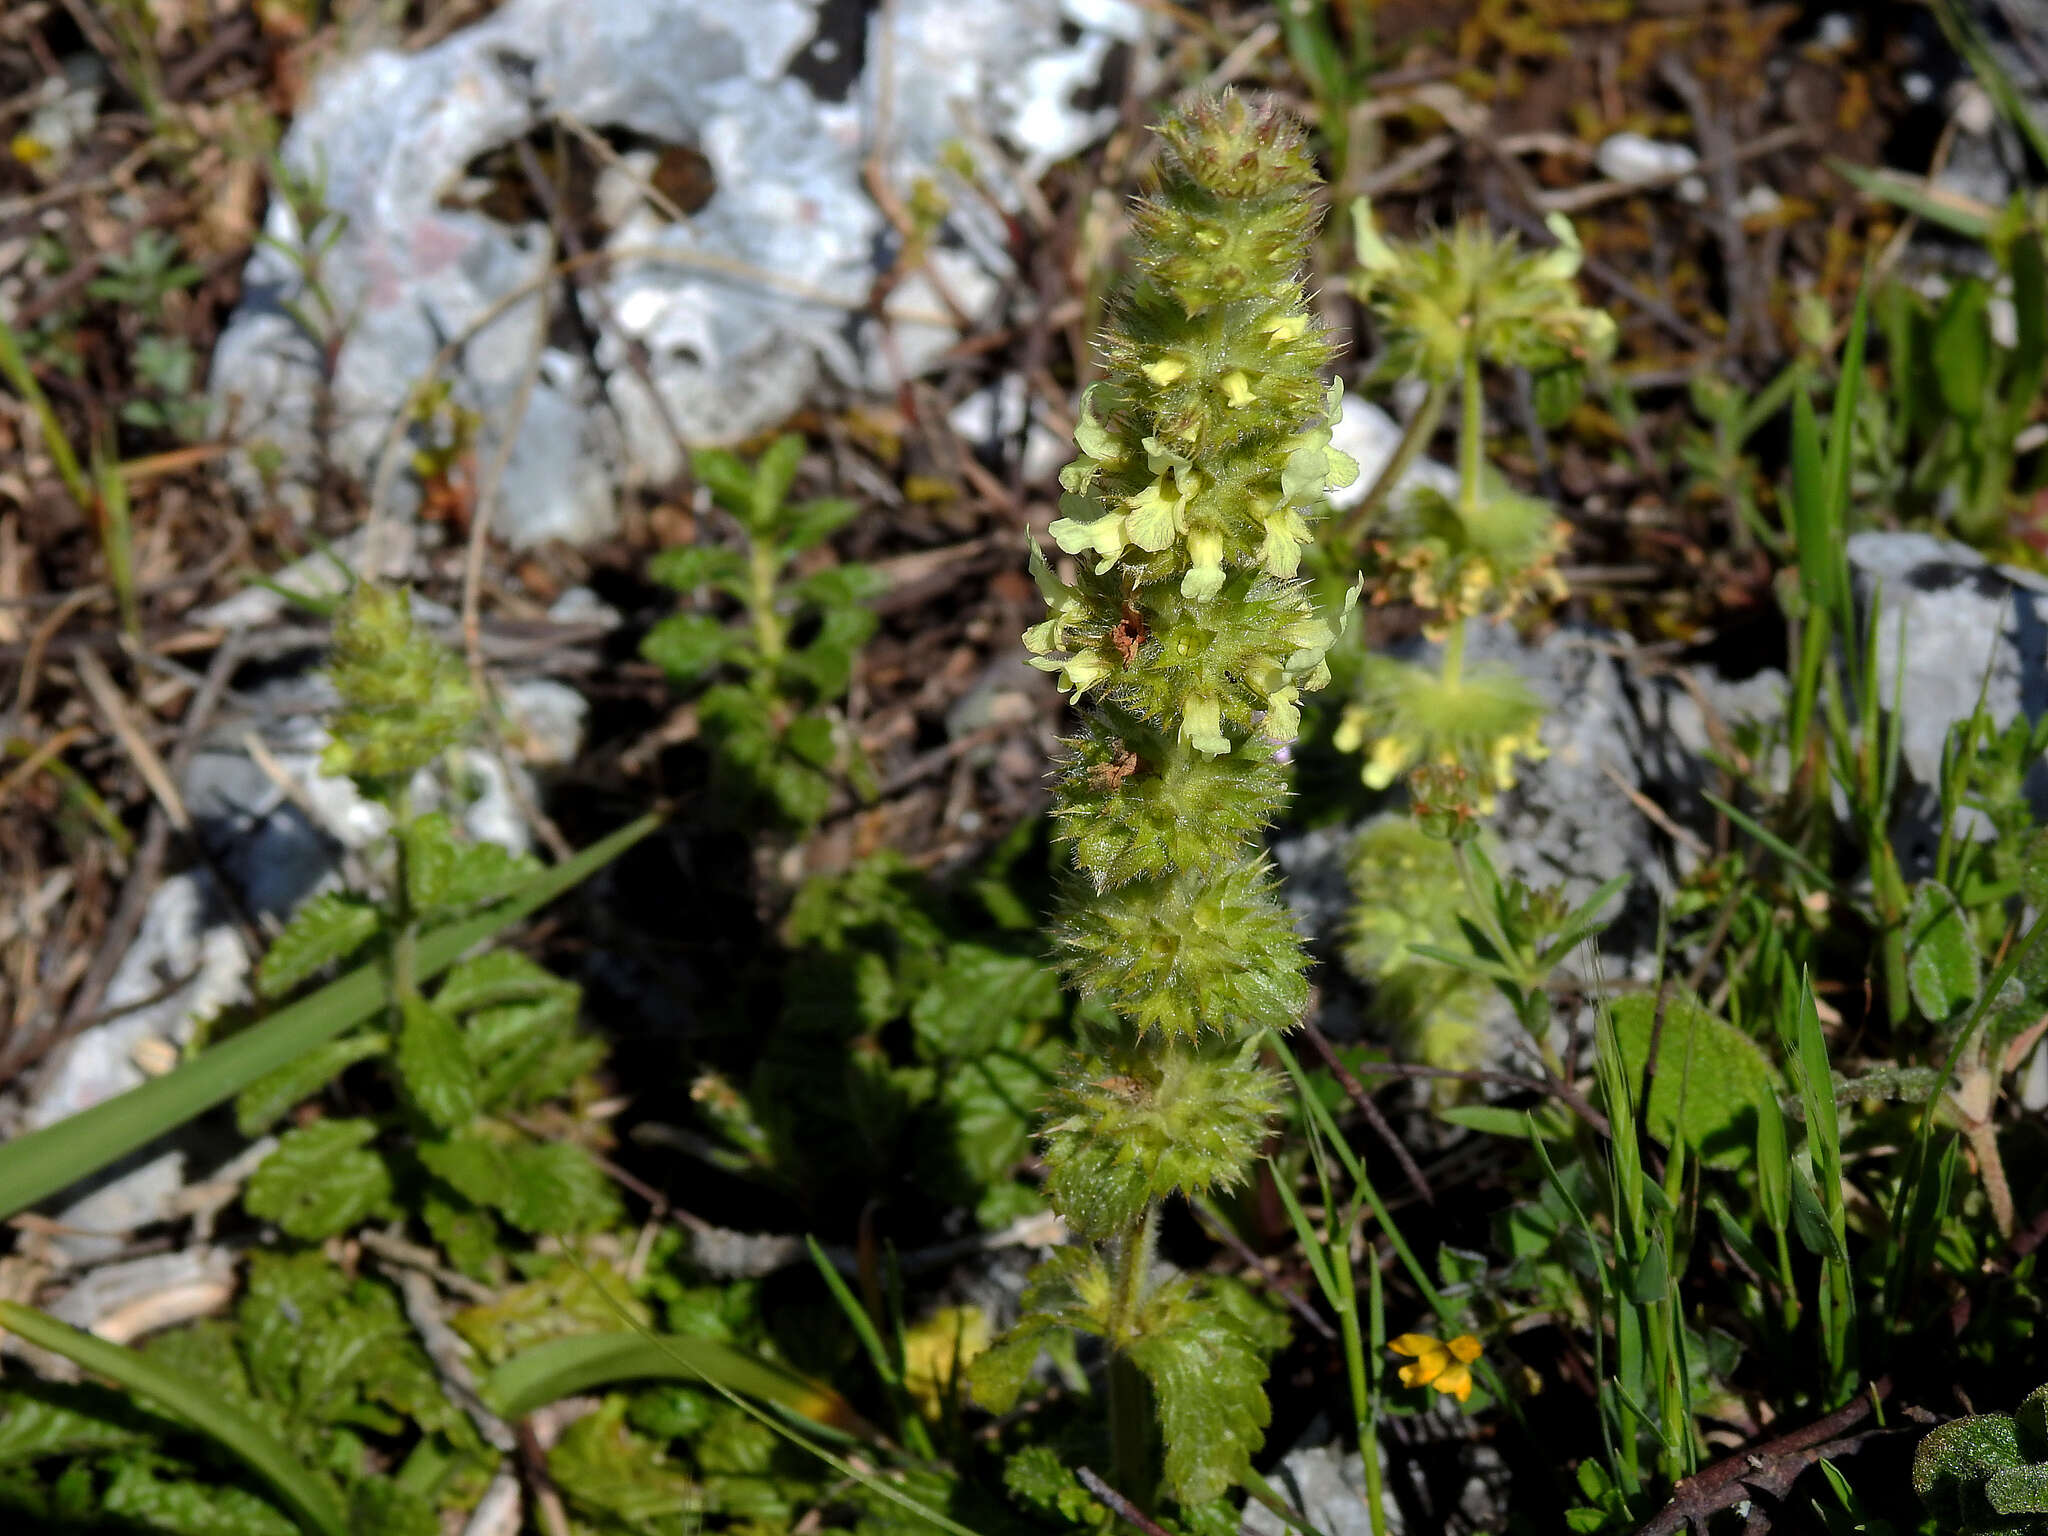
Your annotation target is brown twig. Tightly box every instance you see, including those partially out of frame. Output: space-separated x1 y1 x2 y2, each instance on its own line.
1076 1468 1173 1536
1635 1378 1901 1535
1301 1022 1435 1205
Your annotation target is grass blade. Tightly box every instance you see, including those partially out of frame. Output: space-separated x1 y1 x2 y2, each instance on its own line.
479 1330 870 1435
0 1299 345 1536
0 812 659 1221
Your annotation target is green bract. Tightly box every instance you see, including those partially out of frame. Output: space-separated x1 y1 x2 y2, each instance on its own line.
991 92 1352 1509
321 584 477 789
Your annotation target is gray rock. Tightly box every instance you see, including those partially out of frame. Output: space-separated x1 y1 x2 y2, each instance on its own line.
1245 1439 1394 1536
1847 529 2048 791
209 0 1150 546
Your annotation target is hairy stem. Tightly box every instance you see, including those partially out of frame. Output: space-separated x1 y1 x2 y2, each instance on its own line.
389 779 418 1007
1340 377 1446 540
1108 1205 1159 1506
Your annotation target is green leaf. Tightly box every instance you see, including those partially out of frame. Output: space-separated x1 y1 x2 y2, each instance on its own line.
244 1119 392 1240
395 996 480 1130
1908 881 1984 1026
434 949 562 1015
481 1332 865 1434
788 562 886 612
781 604 878 699
1606 994 1781 1169
0 1300 346 1536
747 433 806 525
1436 1102 1575 1141
647 544 748 598
0 1385 152 1465
1915 1413 2025 1531
909 945 1062 1060
690 447 761 523
1127 1278 1271 1507
1934 279 1994 423
234 1032 387 1136
781 712 840 773
496 1141 620 1235
2008 231 2047 416
100 1461 301 1536
641 611 742 682
403 814 539 915
255 892 381 999
549 1395 700 1530
0 812 658 1224
778 497 862 554
344 1477 439 1536
1832 160 1995 241
1987 1464 2048 1517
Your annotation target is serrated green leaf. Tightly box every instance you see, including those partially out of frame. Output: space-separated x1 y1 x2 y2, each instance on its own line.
100 1459 301 1536
452 1259 648 1366
421 1188 502 1283
234 1032 387 1136
404 814 540 915
345 1476 440 1536
494 1141 621 1235
691 447 761 523
781 605 877 699
0 1299 345 1536
1908 881 1983 1026
1916 1413 2026 1530
549 1395 701 1531
641 611 742 683
143 1320 260 1421
395 996 479 1131
1127 1278 1271 1506
0 1385 152 1466
239 1250 351 1409
1606 994 1781 1169
417 1133 509 1209
909 945 1062 1060
434 949 562 1015
1987 1464 2048 1517
778 497 863 555
647 544 748 597
781 712 840 772
255 892 381 999
244 1119 392 1240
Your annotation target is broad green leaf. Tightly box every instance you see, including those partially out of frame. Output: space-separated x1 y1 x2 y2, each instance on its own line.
641 611 741 682
0 1300 345 1536
403 814 539 915
244 1119 392 1240
255 892 380 999
1908 881 1984 1026
690 447 760 522
395 996 479 1130
746 433 806 526
1987 1464 2048 1517
1436 1102 1575 1141
494 1141 621 1235
0 813 657 1224
781 712 840 773
1127 1277 1271 1506
909 945 1061 1060
452 1259 648 1366
2009 230 2047 414
781 605 879 699
482 1332 866 1434
1915 1413 2025 1531
234 1032 387 1136
344 1478 438 1536
1606 994 1781 1169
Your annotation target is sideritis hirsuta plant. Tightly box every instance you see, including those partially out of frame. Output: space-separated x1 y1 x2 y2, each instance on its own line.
969 94 1359 1509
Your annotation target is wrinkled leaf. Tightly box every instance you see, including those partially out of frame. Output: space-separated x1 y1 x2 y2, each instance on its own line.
255 892 380 999
234 1031 386 1136
244 1119 391 1240
395 996 479 1131
404 814 539 915
1907 881 1983 1026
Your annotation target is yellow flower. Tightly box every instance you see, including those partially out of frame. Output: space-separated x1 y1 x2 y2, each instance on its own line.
903 1306 992 1419
1389 1331 1482 1403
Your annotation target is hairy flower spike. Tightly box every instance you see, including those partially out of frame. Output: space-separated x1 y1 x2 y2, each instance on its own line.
321 584 477 790
985 93 1353 1508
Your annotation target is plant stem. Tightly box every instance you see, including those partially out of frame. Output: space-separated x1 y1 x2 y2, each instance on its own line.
1441 616 1467 690
1108 1206 1159 1507
1339 378 1447 539
1458 346 1484 520
748 539 786 664
389 781 418 1007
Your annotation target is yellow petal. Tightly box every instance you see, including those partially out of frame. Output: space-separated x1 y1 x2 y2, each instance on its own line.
1447 1335 1483 1363
1435 1363 1473 1403
1387 1333 1440 1358
1220 370 1255 408
1143 356 1188 386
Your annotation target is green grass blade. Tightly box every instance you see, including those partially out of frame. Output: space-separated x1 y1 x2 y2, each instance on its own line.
1830 160 1994 241
0 813 659 1220
479 1330 869 1434
0 313 91 513
0 1299 345 1536
1701 791 1836 892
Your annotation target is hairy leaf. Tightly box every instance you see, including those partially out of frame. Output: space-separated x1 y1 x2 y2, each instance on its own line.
255 892 380 999
0 1385 152 1466
404 813 539 915
244 1119 392 1240
1606 994 1780 1169
234 1032 386 1136
101 1460 300 1536
434 949 562 1015
909 945 1061 1060
549 1396 700 1531
395 995 479 1131
1127 1279 1271 1506
1907 880 1983 1026
495 1141 621 1235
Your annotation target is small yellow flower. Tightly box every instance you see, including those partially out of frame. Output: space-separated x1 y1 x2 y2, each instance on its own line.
1389 1331 1483 1403
903 1306 992 1419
